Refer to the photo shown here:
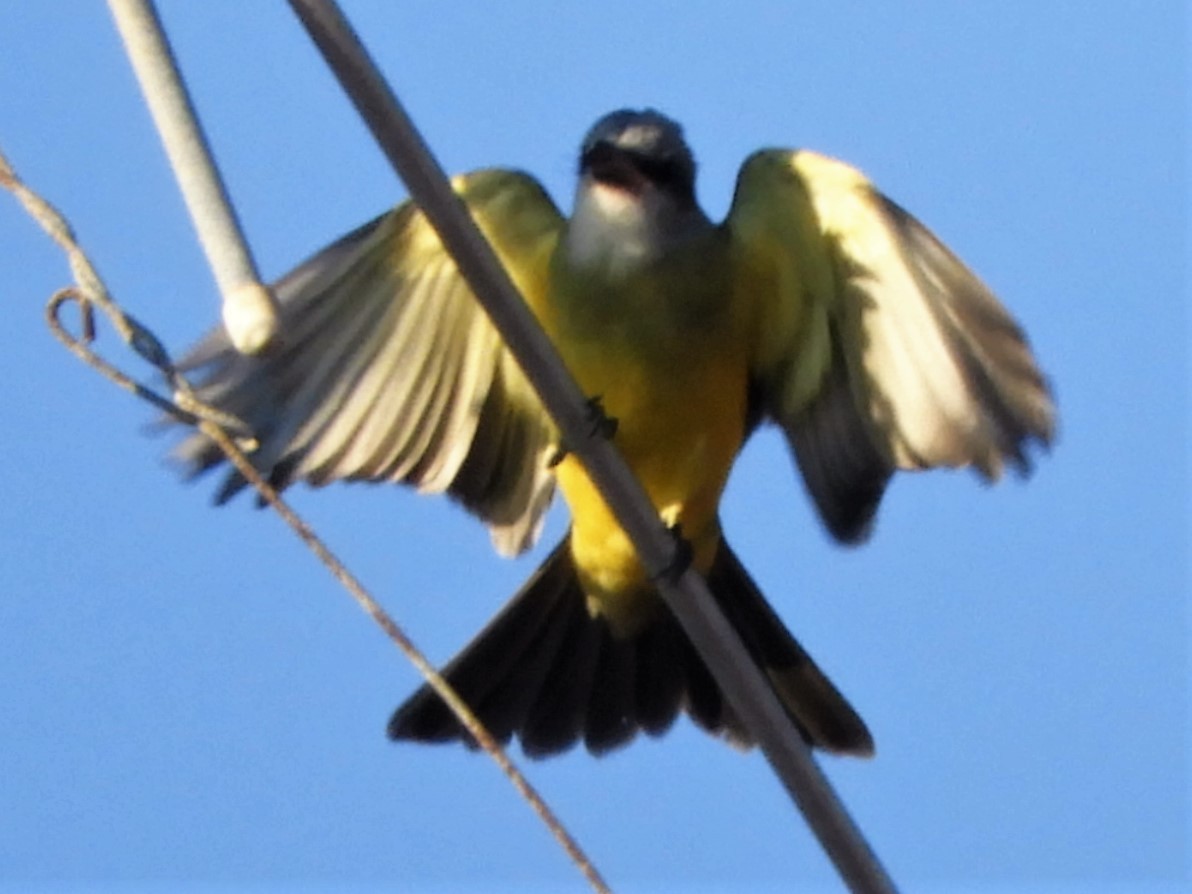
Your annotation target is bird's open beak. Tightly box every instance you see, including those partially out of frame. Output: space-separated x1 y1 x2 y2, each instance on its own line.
581 141 650 194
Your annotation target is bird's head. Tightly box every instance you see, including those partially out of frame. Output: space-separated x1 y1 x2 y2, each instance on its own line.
565 109 708 273
578 109 697 209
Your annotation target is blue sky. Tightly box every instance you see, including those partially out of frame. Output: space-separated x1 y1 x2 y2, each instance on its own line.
1 3 1187 893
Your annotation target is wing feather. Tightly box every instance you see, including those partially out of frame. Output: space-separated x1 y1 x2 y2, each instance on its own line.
172 170 564 556
727 150 1054 542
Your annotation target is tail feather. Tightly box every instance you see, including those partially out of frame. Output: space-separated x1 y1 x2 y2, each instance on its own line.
585 632 640 752
628 619 683 738
681 634 735 737
706 544 874 755
388 534 873 758
388 544 572 743
518 591 601 756
472 588 577 749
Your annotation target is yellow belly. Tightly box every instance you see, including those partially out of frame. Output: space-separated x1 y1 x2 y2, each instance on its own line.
551 323 750 635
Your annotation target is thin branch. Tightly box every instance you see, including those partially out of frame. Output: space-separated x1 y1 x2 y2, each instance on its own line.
107 0 280 355
284 2 898 892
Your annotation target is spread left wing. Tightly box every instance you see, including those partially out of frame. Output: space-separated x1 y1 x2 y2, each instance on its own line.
172 170 565 556
726 149 1055 543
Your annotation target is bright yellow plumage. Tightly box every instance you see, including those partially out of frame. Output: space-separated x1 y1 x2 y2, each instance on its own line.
542 227 751 632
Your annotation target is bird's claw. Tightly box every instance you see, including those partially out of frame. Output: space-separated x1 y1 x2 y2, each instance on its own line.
548 395 617 467
654 523 694 586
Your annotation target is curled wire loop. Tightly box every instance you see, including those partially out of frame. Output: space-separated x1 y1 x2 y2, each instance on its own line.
44 285 256 444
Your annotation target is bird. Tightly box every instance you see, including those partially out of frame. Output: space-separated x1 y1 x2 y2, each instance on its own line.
172 108 1055 759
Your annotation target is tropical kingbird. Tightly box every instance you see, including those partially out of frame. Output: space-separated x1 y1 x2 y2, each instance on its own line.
175 109 1054 758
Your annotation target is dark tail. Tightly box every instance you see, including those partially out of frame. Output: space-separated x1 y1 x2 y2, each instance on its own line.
387 536 874 758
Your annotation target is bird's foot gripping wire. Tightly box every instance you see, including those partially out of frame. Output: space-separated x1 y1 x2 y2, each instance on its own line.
653 523 694 587
548 395 618 467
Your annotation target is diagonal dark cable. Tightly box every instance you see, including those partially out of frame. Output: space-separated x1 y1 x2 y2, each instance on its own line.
284 2 898 891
